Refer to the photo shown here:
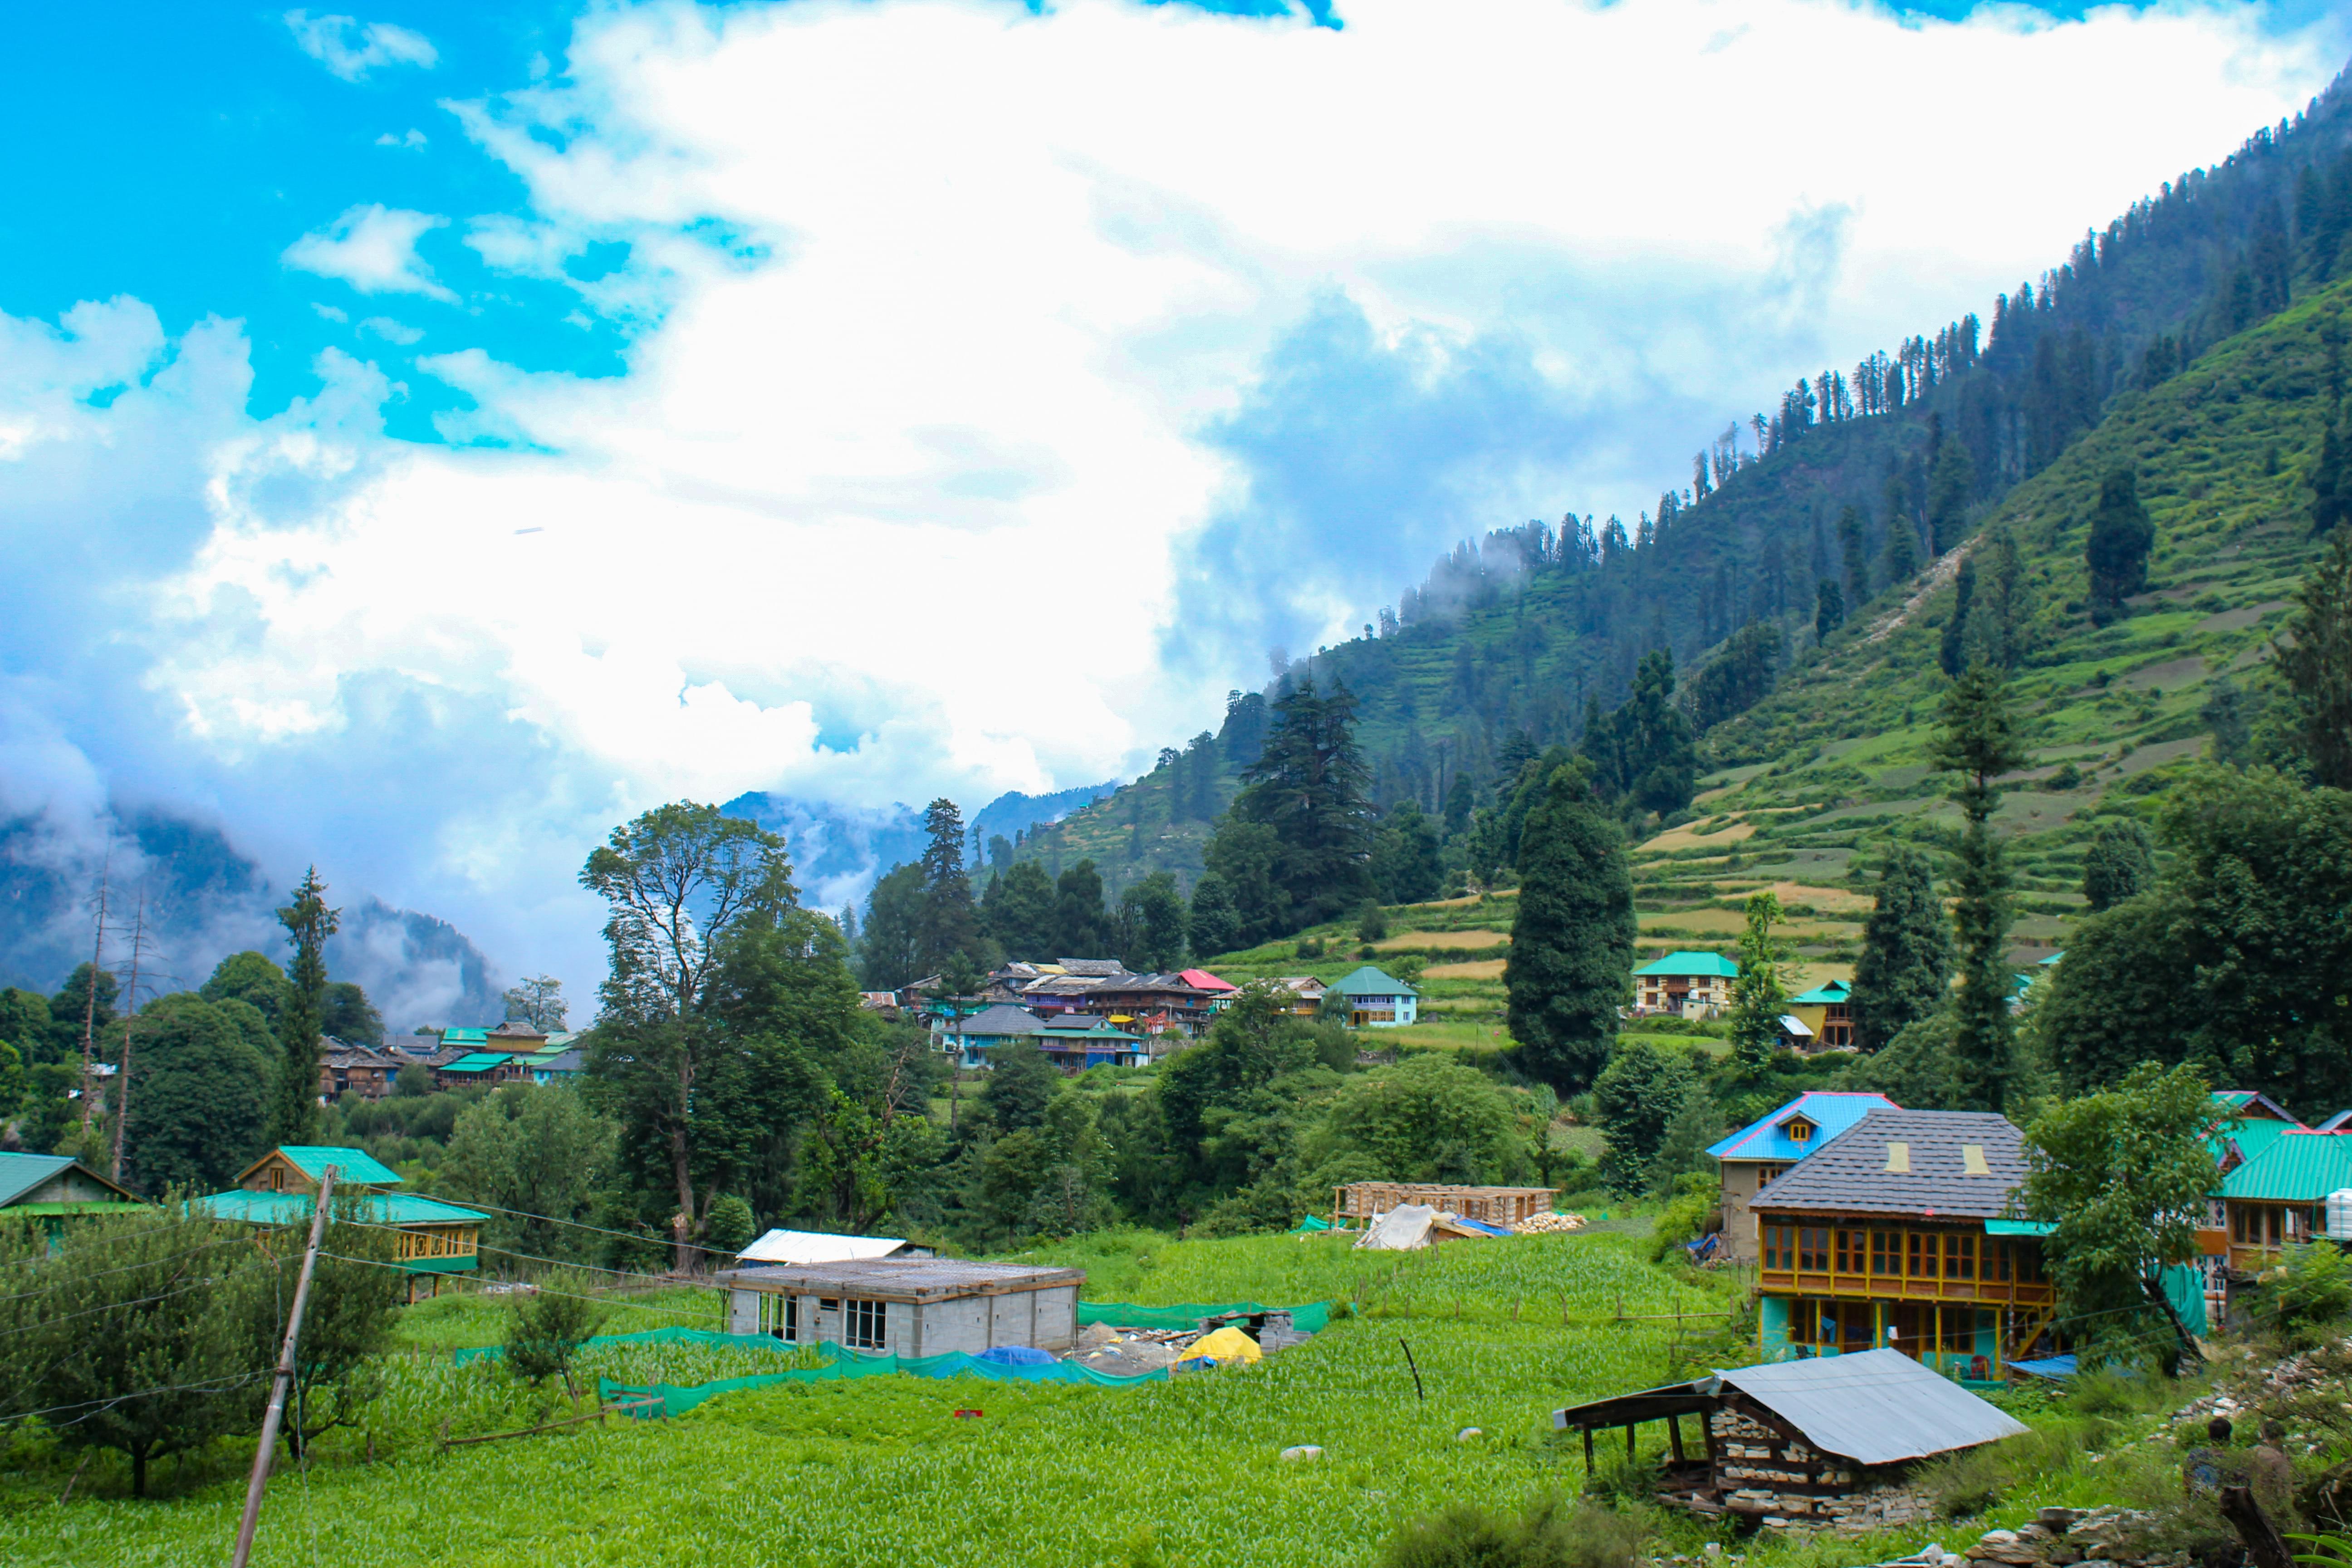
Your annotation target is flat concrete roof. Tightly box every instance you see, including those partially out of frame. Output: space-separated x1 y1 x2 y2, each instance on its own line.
715 1258 1084 1302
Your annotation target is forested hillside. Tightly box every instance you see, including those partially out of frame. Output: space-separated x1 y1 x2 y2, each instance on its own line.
1009 68 2352 901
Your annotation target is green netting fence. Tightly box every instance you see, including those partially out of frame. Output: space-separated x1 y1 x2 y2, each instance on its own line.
453 1326 770 1367
597 1339 1167 1417
1076 1299 1332 1333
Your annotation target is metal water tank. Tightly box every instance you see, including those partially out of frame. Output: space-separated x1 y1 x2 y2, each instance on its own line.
2325 1189 2352 1240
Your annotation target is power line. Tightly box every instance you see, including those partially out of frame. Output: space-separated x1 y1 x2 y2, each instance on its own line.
0 1371 267 1430
314 1252 723 1320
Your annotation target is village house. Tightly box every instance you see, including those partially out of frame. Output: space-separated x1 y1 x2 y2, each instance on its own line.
1634 951 1738 1019
319 1039 406 1101
1707 1092 1899 1263
2213 1124 2352 1306
1265 976 1328 1014
1747 1107 2058 1376
201 1145 490 1303
1786 981 1856 1050
0 1152 143 1235
1034 1014 1149 1070
1327 965 1420 1028
717 1258 1084 1355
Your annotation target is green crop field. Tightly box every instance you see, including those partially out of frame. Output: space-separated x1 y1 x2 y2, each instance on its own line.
0 1231 1775 1568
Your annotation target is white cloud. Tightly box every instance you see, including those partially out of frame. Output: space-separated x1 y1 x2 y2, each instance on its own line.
359 316 424 344
283 204 456 301
376 128 429 150
5 0 2346 992
284 10 438 82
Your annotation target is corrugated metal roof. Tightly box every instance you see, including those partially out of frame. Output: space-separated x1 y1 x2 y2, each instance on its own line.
1789 981 1850 1005
1719 1348 2028 1464
201 1190 486 1226
0 1152 135 1207
268 1145 404 1185
737 1229 910 1265
1707 1093 1899 1163
1635 951 1738 978
2221 1130 2352 1201
1332 965 1418 997
1750 1109 2025 1219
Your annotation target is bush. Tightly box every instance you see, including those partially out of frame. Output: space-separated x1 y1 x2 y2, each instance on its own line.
2262 1243 2352 1348
504 1275 610 1403
1381 1493 1641 1568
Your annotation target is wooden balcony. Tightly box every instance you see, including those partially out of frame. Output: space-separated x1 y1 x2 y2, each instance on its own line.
1756 1267 2054 1308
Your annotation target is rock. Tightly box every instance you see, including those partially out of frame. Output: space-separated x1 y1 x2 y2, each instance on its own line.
1279 1445 1323 1461
1457 1427 1482 1441
1981 1532 2021 1547
2040 1510 2085 1530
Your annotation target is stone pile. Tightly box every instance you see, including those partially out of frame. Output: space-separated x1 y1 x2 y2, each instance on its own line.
1940 1505 2189 1568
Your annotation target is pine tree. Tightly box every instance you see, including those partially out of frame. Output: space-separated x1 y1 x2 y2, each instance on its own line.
1227 678 1375 932
2086 466 2154 624
1837 504 1870 599
1726 891 1793 1070
1815 578 1845 640
1926 435 1977 555
1849 848 1951 1053
268 866 336 1148
1502 761 1637 1093
1930 663 2029 1112
915 798 986 973
1881 475 1922 585
2080 819 2156 912
2274 525 2352 788
1939 555 1977 677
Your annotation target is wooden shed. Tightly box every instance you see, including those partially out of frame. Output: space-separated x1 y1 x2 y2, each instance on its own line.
1334 1182 1556 1227
1553 1348 2027 1522
716 1259 1084 1356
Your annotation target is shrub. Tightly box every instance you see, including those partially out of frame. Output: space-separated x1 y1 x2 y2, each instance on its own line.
504 1275 610 1403
1381 1493 1641 1568
2261 1243 2352 1348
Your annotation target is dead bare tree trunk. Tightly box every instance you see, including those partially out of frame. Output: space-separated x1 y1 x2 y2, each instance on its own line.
2219 1485 2294 1568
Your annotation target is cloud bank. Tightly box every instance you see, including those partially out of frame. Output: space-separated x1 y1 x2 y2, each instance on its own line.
1 0 2341 1001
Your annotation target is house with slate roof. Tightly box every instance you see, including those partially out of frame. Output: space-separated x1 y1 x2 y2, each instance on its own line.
937 1003 1047 1068
1706 1093 1898 1263
1748 1108 2057 1376
1634 951 1739 1019
204 1145 488 1303
1329 965 1419 1028
0 1152 143 1236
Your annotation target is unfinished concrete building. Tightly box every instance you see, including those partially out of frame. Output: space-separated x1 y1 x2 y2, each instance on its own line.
718 1258 1084 1356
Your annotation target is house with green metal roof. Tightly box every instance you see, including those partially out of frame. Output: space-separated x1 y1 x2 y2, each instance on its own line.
0 1152 143 1235
2215 1129 2352 1281
1787 980 1855 1049
206 1144 486 1302
1328 965 1419 1028
1633 951 1739 1019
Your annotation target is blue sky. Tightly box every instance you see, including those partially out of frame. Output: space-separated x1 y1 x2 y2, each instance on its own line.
0 0 2342 1004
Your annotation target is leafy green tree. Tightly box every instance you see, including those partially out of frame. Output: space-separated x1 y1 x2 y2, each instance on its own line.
502 1274 609 1402
701 1192 755 1256
0 1039 21 1121
320 980 382 1046
1184 873 1241 958
1118 870 1189 973
1156 984 1345 1210
2034 766 2352 1102
1726 892 1796 1070
1200 818 1285 947
2272 526 2352 788
982 1039 1058 1135
0 1206 249 1495
1224 678 1376 933
2202 676 2254 764
2259 1243 2352 1349
579 801 798 1270
49 964 118 1063
2085 467 2155 624
443 1083 622 1264
122 993 271 1194
1503 762 1637 1093
2080 819 2156 911
1926 433 1977 554
2019 1063 2220 1362
1052 858 1109 957
858 862 925 988
1853 1013 1957 1107
1369 801 1443 905
1646 1083 1723 1196
1849 848 1952 1052
981 859 1057 960
1930 662 2028 1111
225 1201 405 1455
1308 1055 1522 1184
1814 578 1845 640
269 867 338 1147
502 975 569 1031
1591 1040 1694 1195
200 951 291 1032
1689 622 1786 731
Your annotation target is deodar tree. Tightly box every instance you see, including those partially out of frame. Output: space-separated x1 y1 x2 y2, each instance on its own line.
268 867 338 1147
1503 761 1636 1093
1929 661 2027 1112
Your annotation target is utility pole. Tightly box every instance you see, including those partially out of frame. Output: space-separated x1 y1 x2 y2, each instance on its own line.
77 863 110 1135
109 890 149 1185
231 1166 336 1568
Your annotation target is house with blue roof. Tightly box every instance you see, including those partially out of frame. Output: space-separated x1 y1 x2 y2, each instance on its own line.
1707 1092 1898 1263
1633 951 1738 1019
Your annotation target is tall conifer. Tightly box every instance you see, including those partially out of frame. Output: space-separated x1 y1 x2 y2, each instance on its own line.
269 866 337 1148
1503 761 1637 1093
1930 663 2029 1111
1849 848 1952 1053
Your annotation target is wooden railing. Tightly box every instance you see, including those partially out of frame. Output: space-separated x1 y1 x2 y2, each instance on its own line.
1756 1267 2054 1307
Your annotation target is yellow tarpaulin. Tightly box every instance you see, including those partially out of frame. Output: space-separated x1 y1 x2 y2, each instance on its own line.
1184 1326 1262 1365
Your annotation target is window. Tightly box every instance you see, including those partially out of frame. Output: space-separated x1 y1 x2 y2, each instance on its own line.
1786 1118 1815 1145
1993 1241 2013 1283
1764 1225 1789 1269
1834 1229 1856 1274
1798 1226 1830 1271
1872 1230 1896 1276
845 1298 888 1350
756 1293 799 1340
1907 1230 1930 1278
1946 1232 1976 1281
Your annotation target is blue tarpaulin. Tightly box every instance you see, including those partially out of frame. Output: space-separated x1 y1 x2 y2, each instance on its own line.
2010 1353 2078 1379
976 1345 1056 1366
